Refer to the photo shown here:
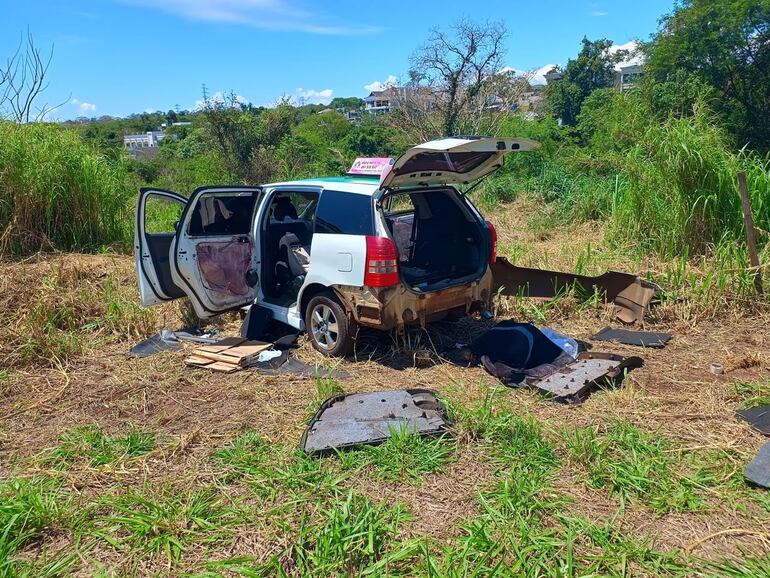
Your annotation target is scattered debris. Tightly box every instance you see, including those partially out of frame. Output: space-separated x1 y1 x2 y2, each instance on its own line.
470 321 642 402
591 326 672 348
174 329 219 344
301 389 450 454
130 330 181 358
745 442 770 489
130 328 220 358
710 363 725 375
491 257 659 323
185 337 272 372
737 405 770 436
472 322 573 369
531 352 643 403
251 357 350 380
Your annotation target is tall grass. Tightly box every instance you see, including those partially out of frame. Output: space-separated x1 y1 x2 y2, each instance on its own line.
0 122 136 255
611 108 770 257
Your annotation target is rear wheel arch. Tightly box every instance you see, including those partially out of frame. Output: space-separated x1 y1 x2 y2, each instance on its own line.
299 283 336 318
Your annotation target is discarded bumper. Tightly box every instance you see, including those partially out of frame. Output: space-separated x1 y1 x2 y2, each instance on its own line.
491 257 658 323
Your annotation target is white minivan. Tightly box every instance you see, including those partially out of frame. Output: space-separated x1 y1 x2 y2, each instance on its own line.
135 136 539 356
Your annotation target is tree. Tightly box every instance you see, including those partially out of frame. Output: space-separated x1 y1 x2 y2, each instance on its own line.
201 92 294 183
545 38 625 126
645 0 770 150
0 31 67 122
394 19 523 139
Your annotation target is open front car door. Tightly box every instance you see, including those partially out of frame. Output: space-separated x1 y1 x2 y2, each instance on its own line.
170 186 263 319
135 188 188 307
379 136 540 190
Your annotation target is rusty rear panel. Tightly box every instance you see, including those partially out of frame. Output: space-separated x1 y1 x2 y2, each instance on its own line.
333 268 494 330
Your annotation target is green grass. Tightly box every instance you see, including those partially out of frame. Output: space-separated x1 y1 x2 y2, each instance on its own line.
286 491 413 576
96 486 240 565
734 380 770 409
0 123 136 255
340 428 456 484
0 477 78 577
563 421 705 513
44 424 154 468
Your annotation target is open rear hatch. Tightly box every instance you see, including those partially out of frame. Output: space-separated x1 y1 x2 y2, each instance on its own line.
379 137 539 292
379 136 539 190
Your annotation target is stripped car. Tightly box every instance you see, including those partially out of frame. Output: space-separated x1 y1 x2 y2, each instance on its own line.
135 137 539 355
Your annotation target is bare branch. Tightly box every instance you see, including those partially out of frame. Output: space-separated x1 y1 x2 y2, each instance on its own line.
0 31 60 123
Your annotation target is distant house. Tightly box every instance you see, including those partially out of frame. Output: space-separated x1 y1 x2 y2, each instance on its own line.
612 41 645 92
363 86 413 114
615 62 643 92
123 131 164 150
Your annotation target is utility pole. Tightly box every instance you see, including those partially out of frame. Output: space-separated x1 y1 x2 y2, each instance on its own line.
201 83 209 108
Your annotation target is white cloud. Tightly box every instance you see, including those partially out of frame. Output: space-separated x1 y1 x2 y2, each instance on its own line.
295 88 333 105
592 10 608 16
122 0 380 35
71 98 96 112
364 75 398 93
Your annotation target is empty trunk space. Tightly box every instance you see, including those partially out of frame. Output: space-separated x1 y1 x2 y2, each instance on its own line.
382 188 486 292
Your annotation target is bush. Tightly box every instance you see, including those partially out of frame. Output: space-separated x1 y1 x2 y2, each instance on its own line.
0 122 135 255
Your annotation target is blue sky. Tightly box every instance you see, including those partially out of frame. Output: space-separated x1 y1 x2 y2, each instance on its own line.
1 0 675 119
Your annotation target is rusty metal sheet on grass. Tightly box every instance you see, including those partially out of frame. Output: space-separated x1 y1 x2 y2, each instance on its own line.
531 352 644 403
301 389 451 454
491 257 658 324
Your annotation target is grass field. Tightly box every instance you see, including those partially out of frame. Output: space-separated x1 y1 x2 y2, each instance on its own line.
1 199 769 577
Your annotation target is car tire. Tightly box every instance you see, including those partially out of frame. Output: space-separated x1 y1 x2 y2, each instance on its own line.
305 292 355 357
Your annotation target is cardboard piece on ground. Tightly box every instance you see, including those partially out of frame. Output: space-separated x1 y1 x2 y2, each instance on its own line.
194 341 271 365
184 354 241 373
184 338 271 372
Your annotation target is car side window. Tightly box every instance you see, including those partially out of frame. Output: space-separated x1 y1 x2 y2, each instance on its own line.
188 192 257 236
314 190 374 235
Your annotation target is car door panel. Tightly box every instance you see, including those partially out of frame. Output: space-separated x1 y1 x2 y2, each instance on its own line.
171 186 262 318
135 188 187 307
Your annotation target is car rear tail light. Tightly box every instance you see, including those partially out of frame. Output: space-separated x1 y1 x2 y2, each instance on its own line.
364 236 399 287
486 220 497 264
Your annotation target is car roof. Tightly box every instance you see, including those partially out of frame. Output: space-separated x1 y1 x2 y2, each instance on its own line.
264 175 381 196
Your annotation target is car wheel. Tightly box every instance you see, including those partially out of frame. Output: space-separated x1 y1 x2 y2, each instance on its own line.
305 292 354 357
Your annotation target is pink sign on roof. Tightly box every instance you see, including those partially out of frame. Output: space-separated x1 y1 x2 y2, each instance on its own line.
347 157 393 176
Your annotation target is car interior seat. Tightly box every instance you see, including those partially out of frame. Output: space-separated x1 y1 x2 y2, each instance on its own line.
274 232 310 297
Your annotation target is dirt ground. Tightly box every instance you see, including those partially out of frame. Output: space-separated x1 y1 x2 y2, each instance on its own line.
2 205 770 574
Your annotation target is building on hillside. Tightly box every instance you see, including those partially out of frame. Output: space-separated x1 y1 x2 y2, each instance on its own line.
363 86 414 114
614 62 644 92
123 130 164 150
612 41 645 92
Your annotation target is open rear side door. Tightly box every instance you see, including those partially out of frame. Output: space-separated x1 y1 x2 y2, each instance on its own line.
170 186 263 319
135 188 188 307
379 137 540 190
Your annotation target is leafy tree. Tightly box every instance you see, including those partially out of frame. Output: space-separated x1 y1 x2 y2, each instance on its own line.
329 97 363 110
645 0 770 150
345 119 402 157
546 38 625 126
202 94 294 183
